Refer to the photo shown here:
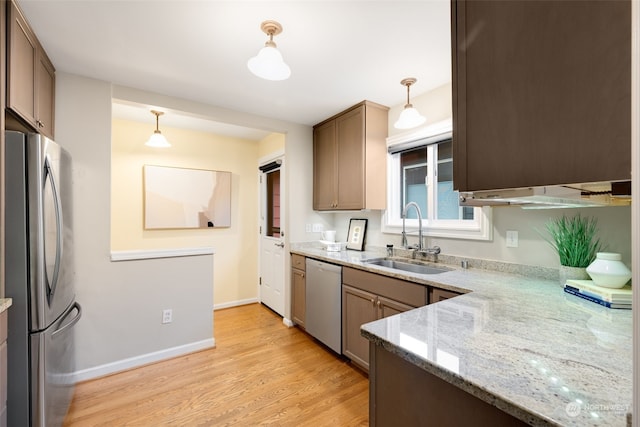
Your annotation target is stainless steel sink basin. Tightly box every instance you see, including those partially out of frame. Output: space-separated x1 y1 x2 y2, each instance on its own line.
365 259 449 275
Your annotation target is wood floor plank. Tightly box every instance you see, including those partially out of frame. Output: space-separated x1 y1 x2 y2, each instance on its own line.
63 303 369 426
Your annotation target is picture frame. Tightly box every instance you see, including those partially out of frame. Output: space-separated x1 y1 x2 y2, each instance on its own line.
143 165 232 229
346 218 368 251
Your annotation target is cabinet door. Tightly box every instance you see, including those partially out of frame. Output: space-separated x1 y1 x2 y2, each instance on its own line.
452 0 631 191
377 295 415 318
7 0 37 128
313 120 337 210
335 106 365 209
342 285 377 370
291 268 306 328
36 51 55 139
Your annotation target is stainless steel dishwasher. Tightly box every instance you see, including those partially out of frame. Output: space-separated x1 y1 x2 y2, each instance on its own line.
305 259 342 354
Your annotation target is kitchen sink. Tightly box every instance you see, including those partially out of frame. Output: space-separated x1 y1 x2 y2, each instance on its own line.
365 259 449 275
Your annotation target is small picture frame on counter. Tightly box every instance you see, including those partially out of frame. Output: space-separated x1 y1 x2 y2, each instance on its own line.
346 218 368 251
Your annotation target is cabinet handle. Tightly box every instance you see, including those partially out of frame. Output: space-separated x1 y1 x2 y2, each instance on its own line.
37 120 44 128
377 300 381 308
370 298 375 305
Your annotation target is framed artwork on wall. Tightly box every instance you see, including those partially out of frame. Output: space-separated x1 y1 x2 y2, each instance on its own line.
346 218 368 251
143 165 231 229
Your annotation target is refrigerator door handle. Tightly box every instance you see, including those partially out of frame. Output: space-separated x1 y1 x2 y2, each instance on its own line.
52 302 82 338
44 157 64 302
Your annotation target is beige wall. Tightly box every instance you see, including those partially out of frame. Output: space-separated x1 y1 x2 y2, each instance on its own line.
111 118 260 306
56 74 214 378
258 132 285 158
388 82 452 137
56 72 317 377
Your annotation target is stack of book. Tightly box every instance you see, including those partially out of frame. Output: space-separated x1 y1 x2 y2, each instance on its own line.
564 279 632 309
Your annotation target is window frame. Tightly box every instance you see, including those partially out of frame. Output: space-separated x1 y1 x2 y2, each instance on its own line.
382 120 492 241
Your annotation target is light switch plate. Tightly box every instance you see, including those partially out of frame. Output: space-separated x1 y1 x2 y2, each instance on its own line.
506 230 519 248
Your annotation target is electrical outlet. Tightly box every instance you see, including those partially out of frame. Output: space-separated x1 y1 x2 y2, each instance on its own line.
312 223 324 232
162 309 173 324
506 230 519 248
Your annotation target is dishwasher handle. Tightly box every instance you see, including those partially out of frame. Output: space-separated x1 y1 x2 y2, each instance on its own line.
307 259 342 274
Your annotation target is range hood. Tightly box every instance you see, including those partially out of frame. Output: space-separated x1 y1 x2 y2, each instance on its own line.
459 181 631 209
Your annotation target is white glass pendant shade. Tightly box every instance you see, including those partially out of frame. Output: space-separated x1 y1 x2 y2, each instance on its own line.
248 20 291 81
146 131 171 148
394 105 427 129
145 110 171 148
394 77 426 130
247 45 291 81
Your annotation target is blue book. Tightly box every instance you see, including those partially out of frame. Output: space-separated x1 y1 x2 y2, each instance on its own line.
565 279 632 303
564 286 631 309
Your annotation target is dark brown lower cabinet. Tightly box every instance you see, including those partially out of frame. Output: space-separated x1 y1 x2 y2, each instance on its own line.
291 254 306 328
341 267 427 371
369 343 528 427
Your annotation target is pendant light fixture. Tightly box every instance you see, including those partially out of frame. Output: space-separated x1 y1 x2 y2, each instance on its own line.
145 110 171 148
247 20 291 81
394 78 426 130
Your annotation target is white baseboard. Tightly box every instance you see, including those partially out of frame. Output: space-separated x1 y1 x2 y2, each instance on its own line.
282 317 294 327
213 298 259 310
73 338 215 382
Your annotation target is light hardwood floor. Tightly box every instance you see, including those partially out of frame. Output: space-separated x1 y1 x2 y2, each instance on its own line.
63 303 369 426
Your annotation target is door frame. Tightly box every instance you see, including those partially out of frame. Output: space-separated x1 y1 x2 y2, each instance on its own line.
258 150 292 326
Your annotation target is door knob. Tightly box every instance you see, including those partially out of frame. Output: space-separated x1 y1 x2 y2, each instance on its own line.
275 242 285 248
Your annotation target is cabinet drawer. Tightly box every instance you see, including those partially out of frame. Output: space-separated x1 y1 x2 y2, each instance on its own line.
430 288 462 303
291 254 306 271
343 267 427 308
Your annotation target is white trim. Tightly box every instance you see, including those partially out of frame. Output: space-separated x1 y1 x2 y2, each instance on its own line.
213 298 259 311
110 247 215 261
386 118 453 149
72 338 215 382
282 317 294 327
259 149 285 166
382 207 493 241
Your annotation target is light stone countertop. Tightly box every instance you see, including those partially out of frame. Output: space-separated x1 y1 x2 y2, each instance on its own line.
290 245 632 427
0 298 12 314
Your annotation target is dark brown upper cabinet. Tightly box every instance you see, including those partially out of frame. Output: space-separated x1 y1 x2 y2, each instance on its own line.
7 0 56 139
451 0 631 192
313 101 388 211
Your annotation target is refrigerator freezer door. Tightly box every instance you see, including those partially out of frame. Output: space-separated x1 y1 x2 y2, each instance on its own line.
27 133 75 331
5 131 78 427
30 302 81 427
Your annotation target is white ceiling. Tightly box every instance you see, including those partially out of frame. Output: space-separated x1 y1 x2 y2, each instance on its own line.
18 0 452 139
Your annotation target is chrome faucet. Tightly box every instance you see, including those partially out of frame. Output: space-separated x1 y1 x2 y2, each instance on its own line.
402 202 423 251
401 202 442 261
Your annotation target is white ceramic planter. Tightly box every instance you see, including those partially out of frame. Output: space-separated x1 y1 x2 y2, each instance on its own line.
586 252 632 289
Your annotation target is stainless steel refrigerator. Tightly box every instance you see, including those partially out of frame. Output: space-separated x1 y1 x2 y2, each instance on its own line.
5 131 82 427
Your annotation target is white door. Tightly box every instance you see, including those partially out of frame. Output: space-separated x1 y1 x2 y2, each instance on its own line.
259 159 285 316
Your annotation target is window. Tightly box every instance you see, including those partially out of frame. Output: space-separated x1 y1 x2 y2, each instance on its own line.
384 121 492 240
266 169 281 237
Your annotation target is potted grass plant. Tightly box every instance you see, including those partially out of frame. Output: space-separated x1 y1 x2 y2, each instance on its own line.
543 213 604 285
